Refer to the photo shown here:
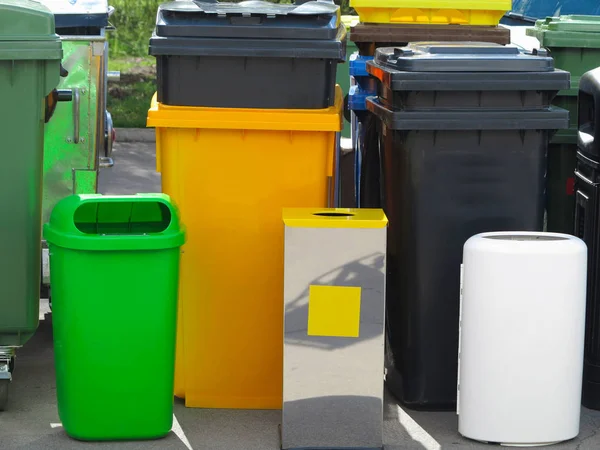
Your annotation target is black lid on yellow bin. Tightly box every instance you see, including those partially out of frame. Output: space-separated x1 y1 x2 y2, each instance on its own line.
150 0 346 60
156 0 340 40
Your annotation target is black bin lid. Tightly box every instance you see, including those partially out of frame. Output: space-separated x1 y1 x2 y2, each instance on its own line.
375 42 555 72
36 0 110 29
367 41 569 92
149 0 346 60
155 0 340 40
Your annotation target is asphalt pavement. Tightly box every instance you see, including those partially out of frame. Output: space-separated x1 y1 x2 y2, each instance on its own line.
0 141 599 449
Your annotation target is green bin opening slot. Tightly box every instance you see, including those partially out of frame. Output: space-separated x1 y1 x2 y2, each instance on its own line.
74 201 172 235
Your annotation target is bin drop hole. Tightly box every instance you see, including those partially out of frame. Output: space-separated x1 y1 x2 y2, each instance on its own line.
313 212 355 218
483 234 568 242
74 201 172 235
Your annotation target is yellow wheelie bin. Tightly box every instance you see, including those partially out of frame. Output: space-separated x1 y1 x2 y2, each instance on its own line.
147 89 342 409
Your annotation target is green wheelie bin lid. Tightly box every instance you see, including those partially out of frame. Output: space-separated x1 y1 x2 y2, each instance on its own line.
44 194 186 251
0 0 62 60
528 15 600 48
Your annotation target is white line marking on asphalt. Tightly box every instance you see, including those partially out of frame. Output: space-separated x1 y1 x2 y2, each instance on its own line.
173 414 193 450
397 406 441 450
39 299 51 320
50 423 62 428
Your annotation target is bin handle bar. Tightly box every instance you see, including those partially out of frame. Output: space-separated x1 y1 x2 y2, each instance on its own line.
73 88 80 145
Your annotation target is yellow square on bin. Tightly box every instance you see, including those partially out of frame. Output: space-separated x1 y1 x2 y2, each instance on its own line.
307 285 361 338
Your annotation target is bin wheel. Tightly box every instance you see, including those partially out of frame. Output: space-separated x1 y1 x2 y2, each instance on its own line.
0 380 9 411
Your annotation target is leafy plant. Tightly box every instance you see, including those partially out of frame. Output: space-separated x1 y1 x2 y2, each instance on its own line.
108 0 161 57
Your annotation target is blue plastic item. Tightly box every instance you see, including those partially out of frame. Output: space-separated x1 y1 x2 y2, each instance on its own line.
349 54 377 92
502 0 600 26
348 85 373 112
349 53 371 77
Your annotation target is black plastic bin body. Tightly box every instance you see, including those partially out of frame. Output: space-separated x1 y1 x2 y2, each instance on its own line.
367 99 569 410
547 143 577 234
358 113 381 209
575 151 600 410
576 67 600 409
149 0 346 109
367 43 570 111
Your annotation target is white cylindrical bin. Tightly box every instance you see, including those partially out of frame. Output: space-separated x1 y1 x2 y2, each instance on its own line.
458 232 587 446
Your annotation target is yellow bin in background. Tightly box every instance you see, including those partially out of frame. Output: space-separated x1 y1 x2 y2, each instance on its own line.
147 88 342 409
349 0 511 25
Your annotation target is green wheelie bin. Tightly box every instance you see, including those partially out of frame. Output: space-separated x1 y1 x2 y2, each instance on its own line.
44 194 184 441
528 16 600 234
0 0 63 410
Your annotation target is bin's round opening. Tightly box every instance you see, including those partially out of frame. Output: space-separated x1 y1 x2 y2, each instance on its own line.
483 234 569 242
313 212 355 218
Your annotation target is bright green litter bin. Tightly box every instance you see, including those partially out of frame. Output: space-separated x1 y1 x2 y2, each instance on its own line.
43 194 185 441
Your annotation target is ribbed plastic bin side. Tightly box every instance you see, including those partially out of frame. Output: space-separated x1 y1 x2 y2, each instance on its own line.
150 0 346 109
552 95 579 143
547 143 577 234
349 0 511 25
350 23 510 57
147 89 342 409
43 194 184 440
367 43 570 111
367 98 569 409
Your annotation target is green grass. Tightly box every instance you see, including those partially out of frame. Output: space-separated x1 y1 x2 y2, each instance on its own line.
108 0 162 57
108 57 157 128
108 80 156 128
109 56 155 73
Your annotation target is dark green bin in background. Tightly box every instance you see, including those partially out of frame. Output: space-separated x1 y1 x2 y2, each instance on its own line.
529 15 600 234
